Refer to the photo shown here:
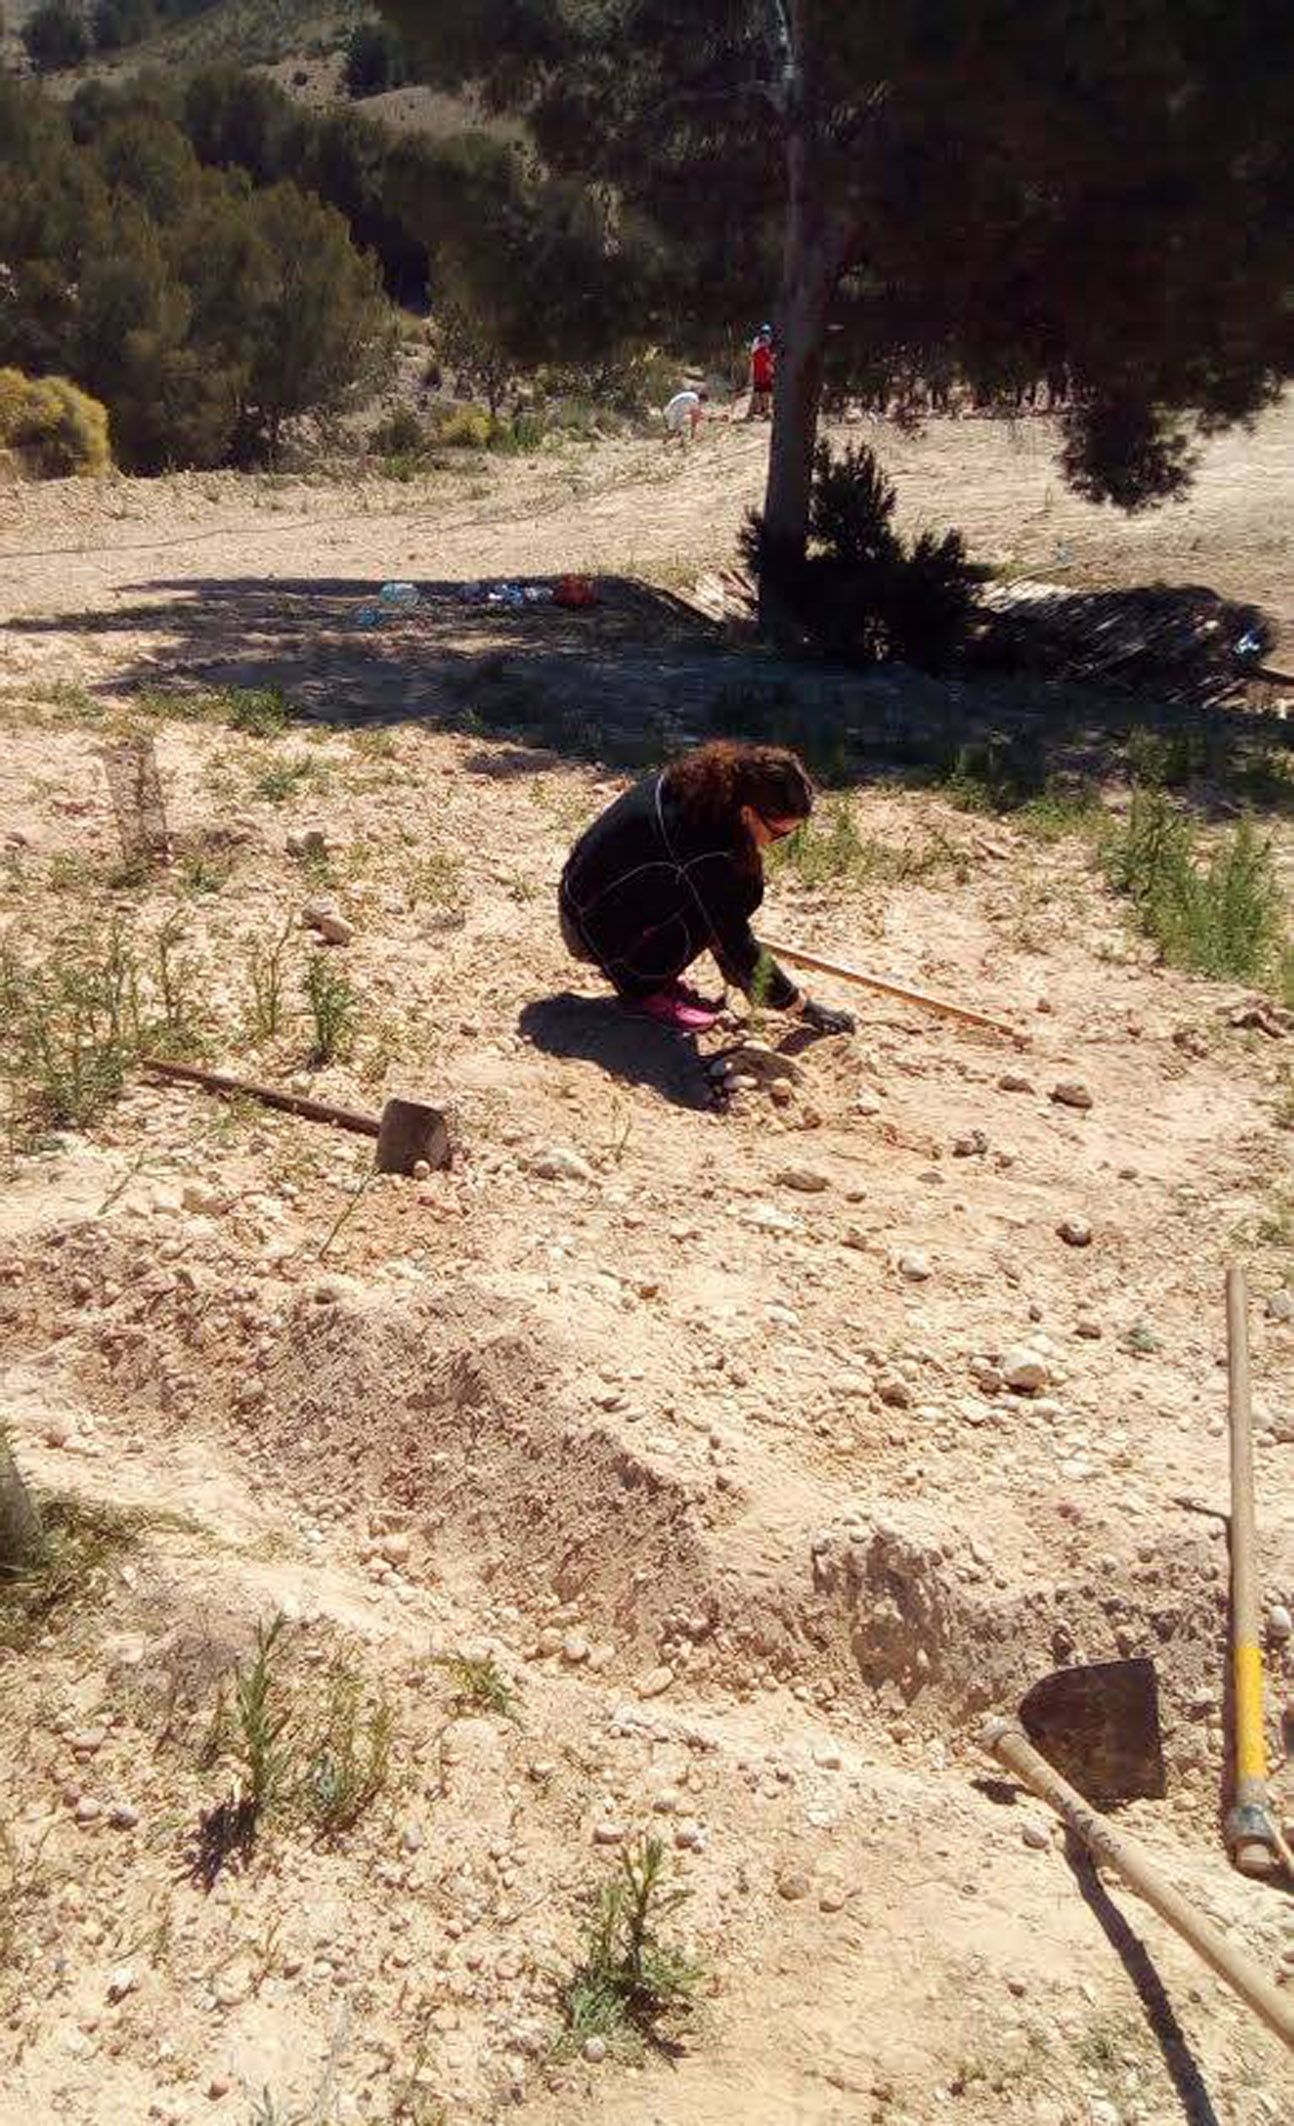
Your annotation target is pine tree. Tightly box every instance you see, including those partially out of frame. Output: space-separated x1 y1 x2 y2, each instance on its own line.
379 1 1294 615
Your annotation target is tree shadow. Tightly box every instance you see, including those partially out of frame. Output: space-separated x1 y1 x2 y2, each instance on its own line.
518 992 716 1111
11 566 1290 811
1065 1832 1222 2126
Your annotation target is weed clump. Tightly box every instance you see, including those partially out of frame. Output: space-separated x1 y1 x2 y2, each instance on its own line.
437 1651 521 1722
560 1835 700 2055
1105 790 1287 984
0 1487 144 1653
304 952 357 1067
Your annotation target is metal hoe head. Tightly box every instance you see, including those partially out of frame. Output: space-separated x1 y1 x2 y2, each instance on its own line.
1020 1657 1165 1806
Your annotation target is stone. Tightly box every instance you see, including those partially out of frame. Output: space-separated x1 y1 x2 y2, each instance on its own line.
812 1743 843 1770
107 1963 140 2003
1075 1317 1103 1339
213 1963 252 2009
1267 1604 1293 1644
1002 1348 1049 1394
529 1147 594 1184
854 1089 882 1116
286 829 328 860
1050 1080 1093 1111
1021 1821 1051 1851
302 899 353 947
637 1665 674 1699
412 1159 432 1181
379 1531 411 1566
1057 1217 1092 1248
592 1822 628 1846
997 1073 1033 1093
561 1631 591 1666
776 1166 830 1193
818 1885 848 1913
68 1727 107 1757
1266 1289 1294 1323
897 1251 931 1282
777 1869 812 1902
582 2037 607 2064
108 1802 140 1830
953 1129 989 1157
876 1372 912 1409
674 1820 705 1851
74 1796 103 1825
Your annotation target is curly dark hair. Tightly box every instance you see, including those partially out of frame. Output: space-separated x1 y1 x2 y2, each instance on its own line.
664 741 815 844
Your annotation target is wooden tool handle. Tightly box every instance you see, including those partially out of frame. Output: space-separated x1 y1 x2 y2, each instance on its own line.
143 1057 379 1138
1226 1263 1279 1875
760 937 1020 1041
983 1716 1294 2051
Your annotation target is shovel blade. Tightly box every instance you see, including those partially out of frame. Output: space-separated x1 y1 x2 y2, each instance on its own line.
1020 1657 1166 1805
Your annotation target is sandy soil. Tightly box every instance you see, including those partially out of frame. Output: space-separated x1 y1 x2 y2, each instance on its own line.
1 409 1293 2126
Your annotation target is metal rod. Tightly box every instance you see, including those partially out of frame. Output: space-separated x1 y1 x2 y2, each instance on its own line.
1225 1263 1280 1876
142 1057 379 1138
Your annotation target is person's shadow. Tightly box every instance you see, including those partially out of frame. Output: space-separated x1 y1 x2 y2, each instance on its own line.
518 993 715 1110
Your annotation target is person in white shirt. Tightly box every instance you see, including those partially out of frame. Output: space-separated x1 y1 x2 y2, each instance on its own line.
664 387 708 442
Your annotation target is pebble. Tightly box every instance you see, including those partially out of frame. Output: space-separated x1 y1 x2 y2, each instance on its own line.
1057 1217 1092 1248
953 1129 989 1157
412 1159 432 1180
776 1165 830 1193
69 1728 107 1757
1075 1317 1103 1339
592 1822 628 1846
74 1797 103 1825
897 1251 931 1282
582 2037 607 2064
997 1073 1033 1093
777 1870 812 1902
302 900 353 947
819 1886 848 1913
1050 1079 1093 1111
286 829 328 860
1267 1290 1294 1323
1088 2104 1121 2126
529 1147 594 1184
1267 1605 1293 1644
213 1964 252 2009
562 1631 591 1666
1002 1347 1049 1395
876 1372 912 1409
674 1820 705 1851
812 1743 843 1770
637 1665 674 1699
1021 1821 1051 1850
106 1963 139 2003
380 1531 411 1566
108 1802 140 1830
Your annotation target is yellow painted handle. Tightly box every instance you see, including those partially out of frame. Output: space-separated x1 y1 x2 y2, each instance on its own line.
1234 1642 1267 1784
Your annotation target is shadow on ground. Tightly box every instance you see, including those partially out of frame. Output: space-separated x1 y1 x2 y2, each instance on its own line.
10 570 1291 811
518 993 715 1112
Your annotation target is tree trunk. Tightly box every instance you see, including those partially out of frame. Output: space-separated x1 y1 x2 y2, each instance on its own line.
758 120 840 634
0 1432 42 1574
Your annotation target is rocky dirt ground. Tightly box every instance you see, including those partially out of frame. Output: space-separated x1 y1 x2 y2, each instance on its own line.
1 405 1293 2126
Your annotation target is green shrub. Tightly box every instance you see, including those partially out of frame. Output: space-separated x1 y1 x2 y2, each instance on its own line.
741 441 985 671
0 369 111 478
22 0 90 71
369 404 427 459
1105 790 1287 983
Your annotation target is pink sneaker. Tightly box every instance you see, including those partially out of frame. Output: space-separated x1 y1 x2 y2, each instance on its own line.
631 989 723 1033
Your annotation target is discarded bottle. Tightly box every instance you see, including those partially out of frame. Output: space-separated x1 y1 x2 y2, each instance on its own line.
351 604 386 629
379 581 421 610
1235 629 1263 662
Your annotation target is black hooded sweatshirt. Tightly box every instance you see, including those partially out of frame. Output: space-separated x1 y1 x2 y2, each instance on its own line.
558 768 797 1007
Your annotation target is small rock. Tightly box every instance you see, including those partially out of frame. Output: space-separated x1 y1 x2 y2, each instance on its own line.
1075 1317 1103 1339
74 1796 103 1825
1266 1290 1294 1324
854 1090 882 1116
302 900 353 947
1267 1604 1293 1644
582 2037 607 2064
1050 1079 1093 1111
562 1631 591 1666
876 1371 912 1409
674 1820 705 1851
107 1963 139 2003
379 1531 411 1567
953 1129 989 1157
812 1743 843 1770
529 1146 594 1184
1021 1821 1051 1851
777 1869 812 1902
637 1665 674 1699
1002 1347 1049 1395
213 1964 252 2009
592 1821 628 1846
108 1802 140 1830
286 828 328 860
401 1823 425 1854
412 1159 432 1180
818 1885 848 1913
897 1251 931 1282
997 1073 1033 1094
1088 2103 1122 2126
776 1165 830 1193
207 2079 231 2102
68 1727 107 1757
1057 1217 1092 1248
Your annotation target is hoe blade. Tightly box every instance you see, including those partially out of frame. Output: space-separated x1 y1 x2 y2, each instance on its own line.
1020 1657 1166 1805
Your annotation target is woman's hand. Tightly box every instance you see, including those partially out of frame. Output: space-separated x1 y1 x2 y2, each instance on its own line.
797 993 855 1035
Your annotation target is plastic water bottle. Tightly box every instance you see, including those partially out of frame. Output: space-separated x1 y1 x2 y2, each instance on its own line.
352 604 385 629
379 581 421 611
1235 628 1262 662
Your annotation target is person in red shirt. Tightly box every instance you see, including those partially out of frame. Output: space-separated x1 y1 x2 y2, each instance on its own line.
747 327 775 420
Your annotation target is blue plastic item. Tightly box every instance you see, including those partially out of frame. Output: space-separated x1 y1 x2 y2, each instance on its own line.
379 581 421 610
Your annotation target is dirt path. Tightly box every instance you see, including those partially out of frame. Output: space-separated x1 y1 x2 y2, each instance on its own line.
2 413 1293 2126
